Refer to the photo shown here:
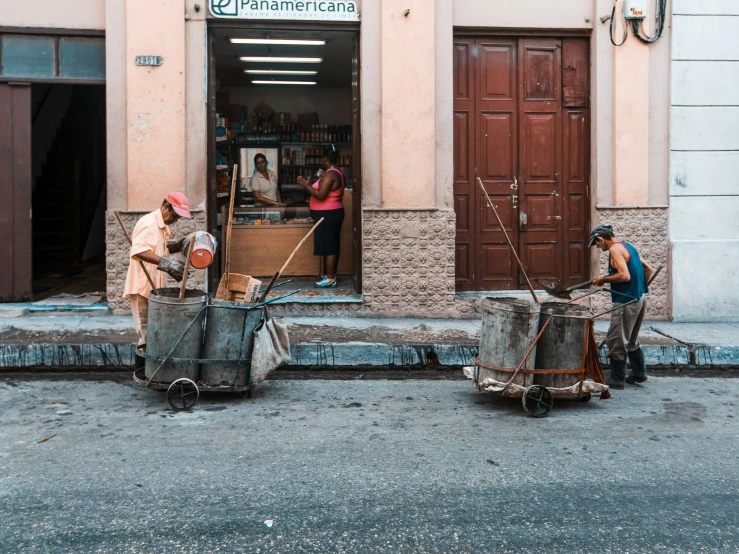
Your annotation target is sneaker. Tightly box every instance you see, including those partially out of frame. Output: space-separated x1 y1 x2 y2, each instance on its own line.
315 276 338 288
625 374 648 384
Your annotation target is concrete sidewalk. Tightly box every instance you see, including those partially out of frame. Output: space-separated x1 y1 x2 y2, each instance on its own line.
1 310 738 371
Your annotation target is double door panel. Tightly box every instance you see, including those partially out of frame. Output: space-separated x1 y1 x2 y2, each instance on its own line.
454 36 590 291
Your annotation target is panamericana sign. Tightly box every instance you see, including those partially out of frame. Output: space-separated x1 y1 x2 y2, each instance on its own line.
209 0 360 21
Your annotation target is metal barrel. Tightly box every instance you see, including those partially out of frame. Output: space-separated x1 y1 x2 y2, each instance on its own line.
478 298 540 387
201 299 263 387
145 288 207 383
533 302 590 388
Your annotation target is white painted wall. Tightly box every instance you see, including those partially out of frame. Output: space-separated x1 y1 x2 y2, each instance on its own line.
670 2 739 321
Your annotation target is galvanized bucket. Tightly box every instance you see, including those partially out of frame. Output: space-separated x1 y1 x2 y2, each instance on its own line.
533 302 590 388
145 288 207 384
201 299 263 387
478 297 540 387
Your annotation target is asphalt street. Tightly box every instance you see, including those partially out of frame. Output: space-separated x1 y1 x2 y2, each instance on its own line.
0 375 738 553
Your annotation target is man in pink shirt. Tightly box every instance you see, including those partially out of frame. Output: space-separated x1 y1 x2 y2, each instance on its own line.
123 192 192 346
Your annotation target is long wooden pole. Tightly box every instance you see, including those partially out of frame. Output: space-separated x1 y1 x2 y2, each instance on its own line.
115 212 157 292
179 237 195 298
223 164 239 293
476 177 539 304
258 218 325 302
279 217 324 275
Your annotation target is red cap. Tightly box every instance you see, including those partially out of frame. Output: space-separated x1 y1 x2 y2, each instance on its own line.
166 192 192 219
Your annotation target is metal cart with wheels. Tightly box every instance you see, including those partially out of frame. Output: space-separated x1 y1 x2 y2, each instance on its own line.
133 289 297 411
464 290 638 417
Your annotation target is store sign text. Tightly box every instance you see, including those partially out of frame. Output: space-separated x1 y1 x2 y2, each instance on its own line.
209 0 359 21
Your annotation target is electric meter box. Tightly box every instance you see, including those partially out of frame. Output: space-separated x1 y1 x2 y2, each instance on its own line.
624 0 647 19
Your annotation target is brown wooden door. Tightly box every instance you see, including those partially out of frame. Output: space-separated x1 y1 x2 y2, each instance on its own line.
453 36 589 291
452 39 476 291
0 83 32 301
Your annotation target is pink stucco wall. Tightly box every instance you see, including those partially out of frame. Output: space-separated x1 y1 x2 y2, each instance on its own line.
125 0 187 210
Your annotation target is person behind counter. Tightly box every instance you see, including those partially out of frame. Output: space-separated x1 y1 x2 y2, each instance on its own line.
251 153 285 207
297 146 345 288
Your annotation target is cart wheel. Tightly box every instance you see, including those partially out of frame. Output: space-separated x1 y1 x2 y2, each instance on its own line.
579 393 592 403
522 385 553 418
167 378 199 411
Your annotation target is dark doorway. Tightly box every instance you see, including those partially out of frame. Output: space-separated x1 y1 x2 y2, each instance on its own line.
453 36 591 292
30 84 107 299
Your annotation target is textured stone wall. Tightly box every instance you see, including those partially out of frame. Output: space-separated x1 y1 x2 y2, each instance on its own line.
265 209 461 318
590 208 670 319
361 209 458 317
105 210 207 314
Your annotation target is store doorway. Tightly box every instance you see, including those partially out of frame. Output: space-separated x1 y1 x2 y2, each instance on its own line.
208 26 361 296
453 36 591 292
30 84 107 300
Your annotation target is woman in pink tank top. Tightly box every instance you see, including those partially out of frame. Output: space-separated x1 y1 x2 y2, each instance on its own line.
297 146 345 288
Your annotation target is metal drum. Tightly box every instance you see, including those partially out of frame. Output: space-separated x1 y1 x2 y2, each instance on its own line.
533 302 590 388
201 299 262 387
145 288 207 383
478 298 540 387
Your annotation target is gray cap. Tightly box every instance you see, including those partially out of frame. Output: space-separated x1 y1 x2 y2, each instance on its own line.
588 223 614 247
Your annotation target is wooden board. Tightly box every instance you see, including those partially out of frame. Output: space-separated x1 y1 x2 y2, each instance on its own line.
230 225 319 276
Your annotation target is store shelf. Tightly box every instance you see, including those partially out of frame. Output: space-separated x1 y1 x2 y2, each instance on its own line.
216 164 229 170
216 136 230 143
282 164 322 168
282 141 352 146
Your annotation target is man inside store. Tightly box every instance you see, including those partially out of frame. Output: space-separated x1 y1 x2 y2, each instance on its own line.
590 223 654 389
123 192 192 347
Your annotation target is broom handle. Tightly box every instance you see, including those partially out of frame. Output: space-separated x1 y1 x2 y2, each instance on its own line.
224 164 239 292
476 177 539 304
179 238 195 298
279 217 324 275
115 212 157 292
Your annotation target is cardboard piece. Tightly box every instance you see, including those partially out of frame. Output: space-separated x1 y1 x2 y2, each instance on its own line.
254 101 275 121
216 274 262 303
275 112 292 126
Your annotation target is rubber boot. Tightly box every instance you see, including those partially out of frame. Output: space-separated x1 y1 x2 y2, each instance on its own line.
608 359 627 389
626 348 648 384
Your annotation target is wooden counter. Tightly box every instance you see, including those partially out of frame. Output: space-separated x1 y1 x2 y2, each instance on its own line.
225 190 353 277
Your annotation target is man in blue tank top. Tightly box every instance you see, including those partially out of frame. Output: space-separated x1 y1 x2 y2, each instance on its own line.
590 224 655 389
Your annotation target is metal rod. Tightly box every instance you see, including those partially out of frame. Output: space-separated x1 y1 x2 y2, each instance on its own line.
476 177 539 304
115 212 158 293
259 279 292 293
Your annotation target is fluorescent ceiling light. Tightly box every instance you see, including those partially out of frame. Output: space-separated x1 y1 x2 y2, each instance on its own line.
240 56 323 63
230 38 326 46
245 69 318 75
251 80 317 85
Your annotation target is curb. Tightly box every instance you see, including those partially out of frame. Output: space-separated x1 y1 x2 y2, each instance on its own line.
1 341 737 371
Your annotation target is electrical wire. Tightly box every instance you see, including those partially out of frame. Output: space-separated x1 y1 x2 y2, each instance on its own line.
632 0 667 44
610 3 628 47
610 0 667 47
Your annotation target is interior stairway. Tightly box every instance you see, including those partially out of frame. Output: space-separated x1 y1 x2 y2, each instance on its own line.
32 87 104 278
